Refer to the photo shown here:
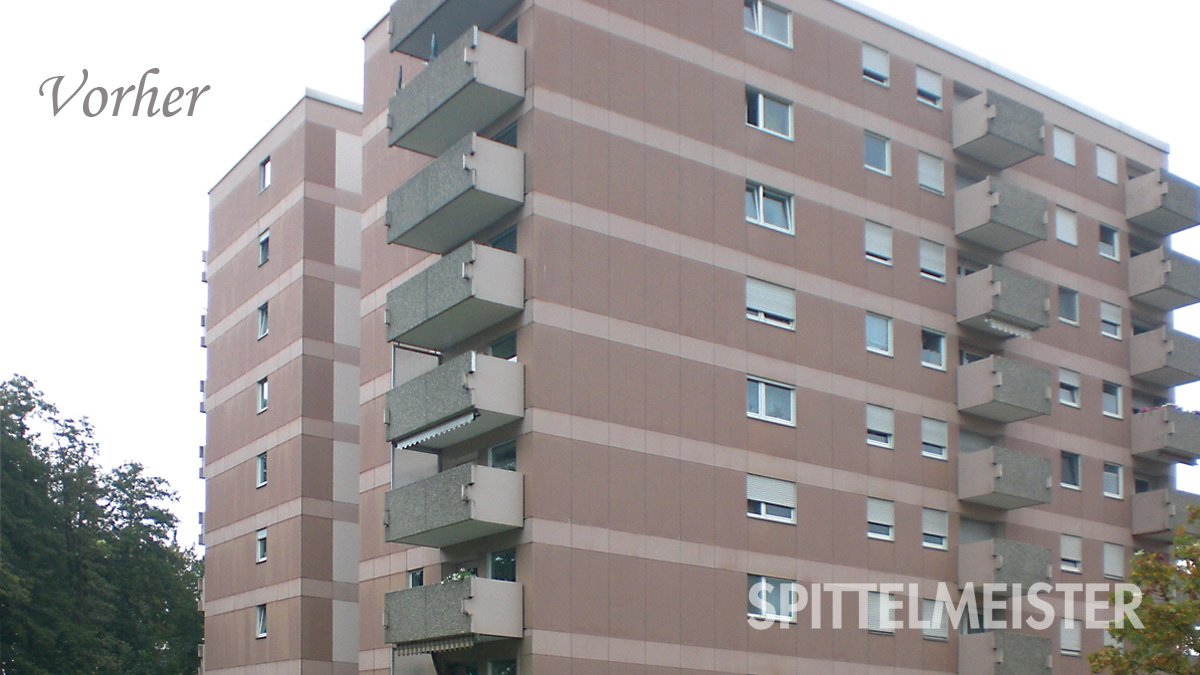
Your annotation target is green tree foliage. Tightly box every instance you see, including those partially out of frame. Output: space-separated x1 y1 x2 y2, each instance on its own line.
0 375 203 674
1090 506 1200 673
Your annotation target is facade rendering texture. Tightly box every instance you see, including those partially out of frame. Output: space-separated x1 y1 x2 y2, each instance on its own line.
203 0 1200 673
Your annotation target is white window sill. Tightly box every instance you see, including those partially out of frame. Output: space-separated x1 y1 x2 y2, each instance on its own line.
921 362 947 372
1061 567 1082 575
1103 493 1124 500
917 99 942 110
748 315 796 331
747 613 797 624
1059 399 1081 408
866 347 893 357
867 535 894 543
257 331 268 341
863 75 889 88
255 482 267 489
745 30 792 49
746 218 795 235
1100 253 1120 262
1061 483 1081 491
1057 240 1079 247
747 414 797 428
746 123 793 142
923 544 948 551
1059 318 1079 326
1103 412 1123 420
865 165 891 177
865 255 892 266
256 558 267 564
1055 158 1077 167
867 629 896 636
922 635 949 642
920 272 947 283
748 513 797 525
867 440 893 450
255 633 267 640
919 185 945 196
1101 333 1122 341
1099 177 1118 185
922 451 948 461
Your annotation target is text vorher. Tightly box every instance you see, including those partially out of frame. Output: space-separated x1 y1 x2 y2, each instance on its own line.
39 69 211 117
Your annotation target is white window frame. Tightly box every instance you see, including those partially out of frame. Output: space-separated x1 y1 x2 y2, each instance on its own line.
1103 462 1123 499
1056 206 1078 246
1053 127 1076 166
259 157 272 191
1061 617 1082 656
256 377 269 413
1061 451 1081 490
1061 534 1083 574
258 230 270 266
1059 368 1081 408
747 377 796 426
1058 286 1079 325
746 87 793 139
257 302 269 340
255 604 267 638
1100 302 1122 340
743 0 791 47
917 152 944 195
747 474 797 524
919 238 946 282
862 43 890 87
915 67 942 108
746 277 796 329
866 404 894 449
489 439 517 471
921 599 949 641
1096 146 1119 184
255 452 267 487
745 181 794 234
408 568 424 588
864 131 891 175
1104 543 1125 580
747 574 796 621
865 313 892 356
921 417 948 460
866 591 896 634
922 508 948 550
1099 224 1120 261
255 528 267 563
864 221 892 265
866 497 894 541
920 328 946 370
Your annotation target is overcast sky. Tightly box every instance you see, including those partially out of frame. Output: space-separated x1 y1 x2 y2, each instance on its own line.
2 1 1197 550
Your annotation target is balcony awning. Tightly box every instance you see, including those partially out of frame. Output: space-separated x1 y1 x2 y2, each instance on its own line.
394 634 477 656
983 317 1032 339
395 412 477 450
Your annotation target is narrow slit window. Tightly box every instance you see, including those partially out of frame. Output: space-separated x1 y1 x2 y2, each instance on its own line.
921 418 948 459
866 313 892 355
743 0 791 45
1099 224 1119 260
1056 206 1078 246
918 152 945 194
922 508 948 550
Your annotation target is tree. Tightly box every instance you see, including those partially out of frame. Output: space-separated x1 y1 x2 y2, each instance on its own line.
1089 506 1200 673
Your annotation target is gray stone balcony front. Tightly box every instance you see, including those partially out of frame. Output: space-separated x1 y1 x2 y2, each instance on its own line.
958 356 1052 423
954 177 1048 252
952 90 1045 169
386 133 524 255
1126 169 1200 236
388 28 525 157
385 463 523 548
957 266 1050 338
1133 407 1200 464
387 242 524 351
958 446 1052 509
1129 247 1200 311
389 0 523 59
958 631 1052 675
1132 487 1200 541
384 576 522 655
1131 327 1200 388
958 538 1052 592
387 352 524 451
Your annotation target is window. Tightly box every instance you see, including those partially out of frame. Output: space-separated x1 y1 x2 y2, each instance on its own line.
867 497 894 541
1104 463 1123 498
921 599 949 641
919 239 946 281
864 131 890 174
496 18 518 42
862 44 889 86
748 574 795 620
1096 146 1119 183
489 333 517 361
747 377 795 425
1056 206 1078 245
490 227 517 252
1102 381 1122 418
256 377 268 413
1061 451 1081 489
408 568 424 588
489 440 517 471
747 474 797 523
1053 127 1076 165
1100 302 1121 339
257 302 269 339
1104 543 1125 580
866 405 894 448
488 549 516 582
746 278 796 328
918 153 944 194
1061 534 1082 573
959 348 987 365
1059 369 1081 407
866 591 895 634
259 157 272 191
255 452 267 487
1061 617 1082 655
920 329 946 369
915 67 942 108
866 313 892 355
1135 474 1153 494
1058 286 1079 324
864 221 892 264
746 87 791 138
922 508 948 550
921 418 948 459
255 604 267 638
489 660 517 675
258 230 270 266
255 528 267 563
1099 224 1119 260
745 181 793 233
743 0 790 45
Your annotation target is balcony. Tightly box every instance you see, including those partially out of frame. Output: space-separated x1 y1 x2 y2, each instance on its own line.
958 446 1052 509
958 356 1052 423
389 0 522 60
384 576 522 655
387 352 524 451
1126 169 1200 236
1132 487 1200 541
1129 247 1200 311
386 133 524 255
958 538 1052 592
389 28 525 157
952 90 1045 169
385 463 523 548
1131 327 1200 388
958 632 1051 675
387 242 524 351
954 177 1048 252
957 266 1050 338
1133 407 1200 464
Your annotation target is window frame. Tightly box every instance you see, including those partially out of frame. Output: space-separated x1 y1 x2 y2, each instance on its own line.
1053 127 1076 166
921 417 948 460
922 508 948 550
257 302 269 340
746 277 796 329
1104 542 1125 580
1100 302 1122 340
746 87 793 139
861 43 890 87
256 377 269 414
1099 224 1120 261
1056 206 1078 246
408 568 425 588
1061 451 1081 490
1096 146 1119 184
1103 462 1123 499
920 328 947 370
865 313 893 356
915 67 942 108
747 474 798 524
747 574 797 621
921 598 949 641
866 590 896 635
489 440 517 471
1058 368 1081 408
917 152 945 195
255 604 268 638
746 376 796 426
258 230 270 266
259 157 272 192
866 404 895 449
489 333 518 361
255 452 267 487
864 220 893 265
864 131 891 175
1102 381 1123 419
918 238 946 282
745 181 794 234
1061 617 1082 656
866 497 895 541
1061 534 1083 574
255 528 267 563
743 0 792 47
1058 286 1079 325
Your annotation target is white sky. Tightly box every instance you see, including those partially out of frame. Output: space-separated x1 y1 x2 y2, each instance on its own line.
1 0 1197 550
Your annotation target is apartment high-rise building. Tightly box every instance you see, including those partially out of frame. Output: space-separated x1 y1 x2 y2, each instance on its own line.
204 1 1200 673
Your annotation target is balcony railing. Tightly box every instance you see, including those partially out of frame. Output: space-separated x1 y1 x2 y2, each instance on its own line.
958 446 1052 509
954 177 1048 252
958 538 1052 592
387 242 524 351
1132 487 1200 541
958 356 1052 423
952 90 1045 169
1130 327 1200 388
389 27 525 157
385 463 523 548
1129 247 1200 311
958 631 1051 675
386 133 524 255
384 576 522 655
389 0 523 59
957 266 1050 338
1132 407 1200 464
1126 169 1200 236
